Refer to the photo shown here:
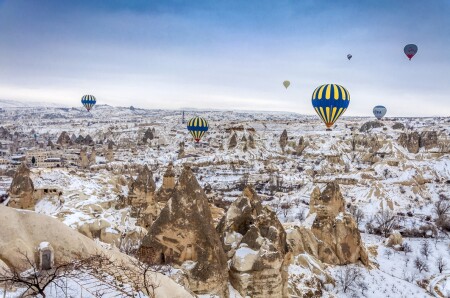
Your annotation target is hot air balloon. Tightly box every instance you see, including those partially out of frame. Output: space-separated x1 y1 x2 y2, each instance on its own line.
373 105 387 120
347 54 352 60
404 44 418 60
187 116 209 143
81 95 96 112
283 81 290 89
311 84 350 130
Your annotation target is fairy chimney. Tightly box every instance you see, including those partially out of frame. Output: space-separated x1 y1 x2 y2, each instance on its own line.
138 165 229 296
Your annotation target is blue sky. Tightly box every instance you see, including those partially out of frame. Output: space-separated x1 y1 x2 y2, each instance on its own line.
0 0 449 116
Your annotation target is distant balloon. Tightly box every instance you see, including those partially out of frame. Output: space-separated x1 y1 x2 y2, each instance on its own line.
311 84 350 129
81 95 96 112
283 81 290 89
404 44 418 60
347 54 352 60
187 116 209 143
373 105 387 120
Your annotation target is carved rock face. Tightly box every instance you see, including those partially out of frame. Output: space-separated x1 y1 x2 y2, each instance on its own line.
309 182 369 266
8 163 35 209
139 166 228 297
217 186 289 298
398 132 421 153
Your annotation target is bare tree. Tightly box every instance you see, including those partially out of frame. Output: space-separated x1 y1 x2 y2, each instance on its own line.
434 199 450 230
400 242 413 255
336 266 367 294
420 241 432 259
434 199 450 219
349 206 365 227
413 257 429 273
368 209 398 237
0 251 99 297
436 255 446 273
384 249 393 260
280 201 291 219
119 245 164 298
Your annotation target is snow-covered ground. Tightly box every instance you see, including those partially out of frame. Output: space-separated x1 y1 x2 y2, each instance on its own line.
1 104 449 297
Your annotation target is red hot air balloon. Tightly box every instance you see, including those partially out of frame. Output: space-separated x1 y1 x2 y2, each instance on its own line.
404 44 418 60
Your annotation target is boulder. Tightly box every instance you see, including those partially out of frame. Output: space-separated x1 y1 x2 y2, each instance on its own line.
385 231 403 247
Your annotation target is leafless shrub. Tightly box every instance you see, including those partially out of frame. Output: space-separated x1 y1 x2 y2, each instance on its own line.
434 199 450 231
384 249 393 260
413 257 429 273
420 241 432 259
335 266 367 295
400 242 413 255
348 206 365 227
0 251 104 297
436 255 446 273
366 209 398 237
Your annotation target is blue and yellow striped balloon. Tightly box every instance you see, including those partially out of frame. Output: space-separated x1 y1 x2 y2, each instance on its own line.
311 84 350 129
187 116 209 143
81 95 96 112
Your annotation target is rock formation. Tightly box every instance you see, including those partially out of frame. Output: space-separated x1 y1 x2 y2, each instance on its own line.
56 131 71 146
138 166 228 297
154 162 176 203
359 121 384 132
398 131 439 153
79 147 90 169
385 231 403 247
106 141 114 162
419 131 438 150
143 128 154 143
216 186 289 298
279 129 288 152
0 205 194 298
392 122 405 130
84 135 94 146
128 165 157 227
75 135 85 144
295 136 307 155
178 141 185 159
47 139 55 149
309 182 369 266
248 133 256 149
89 147 96 164
229 133 237 149
7 163 36 209
398 132 420 153
70 133 77 143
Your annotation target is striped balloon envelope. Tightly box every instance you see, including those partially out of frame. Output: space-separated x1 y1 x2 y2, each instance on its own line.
81 95 96 112
311 84 350 129
187 116 209 143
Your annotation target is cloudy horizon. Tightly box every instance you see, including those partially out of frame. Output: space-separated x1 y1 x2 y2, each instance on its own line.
0 0 449 117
